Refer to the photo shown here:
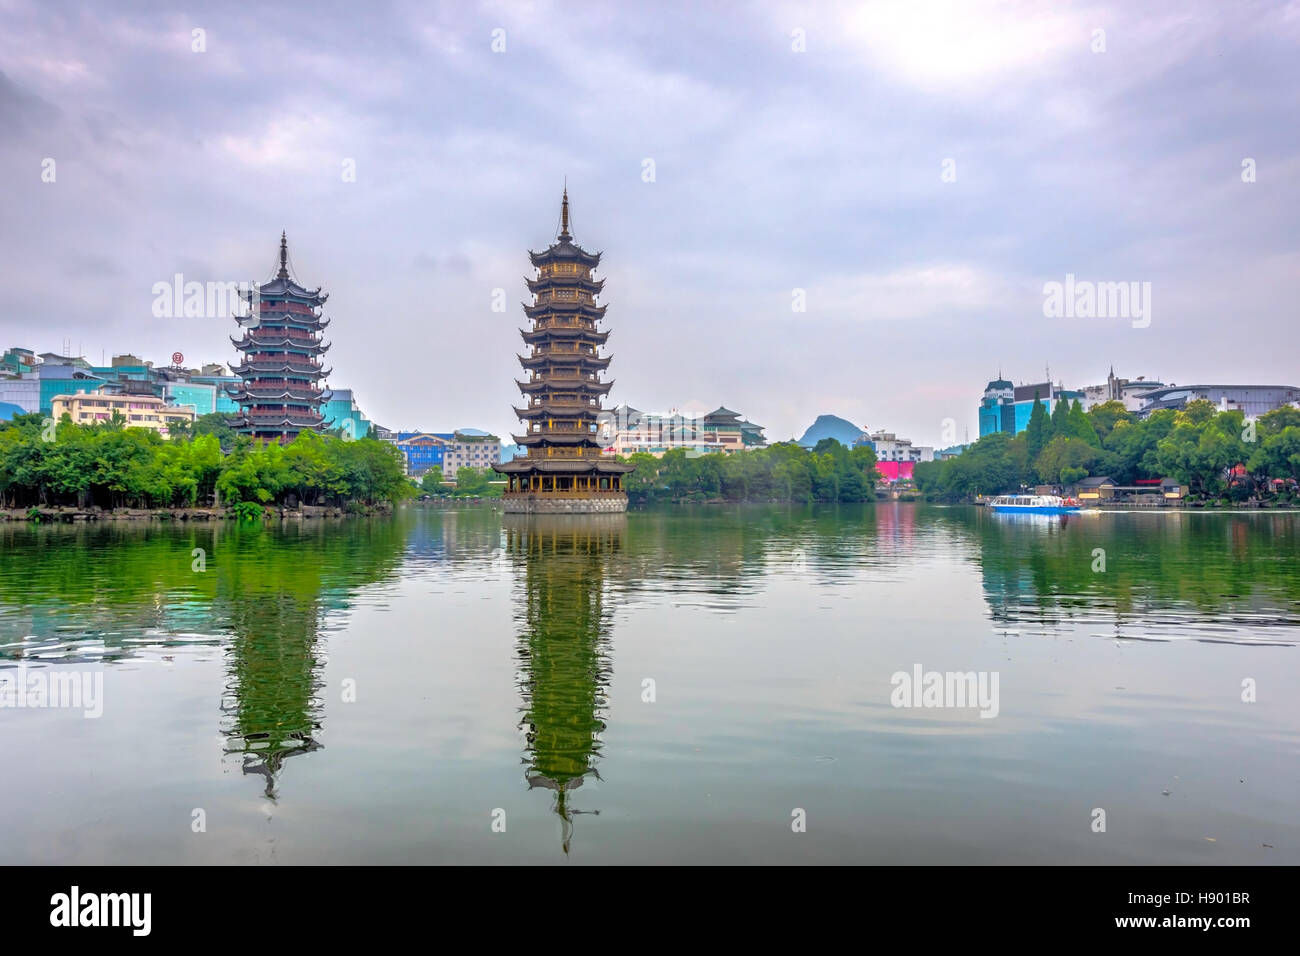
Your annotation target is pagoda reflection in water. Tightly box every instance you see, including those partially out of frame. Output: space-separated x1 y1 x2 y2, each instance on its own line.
217 520 407 800
506 514 624 853
221 589 325 800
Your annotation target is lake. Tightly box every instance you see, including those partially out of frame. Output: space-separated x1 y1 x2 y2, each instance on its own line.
1 504 1296 864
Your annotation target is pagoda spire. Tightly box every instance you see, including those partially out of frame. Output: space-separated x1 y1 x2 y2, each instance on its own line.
277 231 289 279
559 186 571 240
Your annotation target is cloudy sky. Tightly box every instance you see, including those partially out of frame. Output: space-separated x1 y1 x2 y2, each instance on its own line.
1 0 1297 444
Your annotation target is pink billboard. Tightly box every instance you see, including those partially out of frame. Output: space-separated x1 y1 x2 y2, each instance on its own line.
875 460 914 483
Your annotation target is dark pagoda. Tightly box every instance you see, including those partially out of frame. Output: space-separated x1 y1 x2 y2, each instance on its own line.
227 233 332 443
494 189 632 513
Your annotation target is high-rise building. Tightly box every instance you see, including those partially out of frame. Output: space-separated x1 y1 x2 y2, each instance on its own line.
979 375 1083 437
227 234 332 443
494 190 632 512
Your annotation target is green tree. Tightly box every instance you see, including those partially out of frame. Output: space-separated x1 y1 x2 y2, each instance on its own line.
1247 426 1300 483
1257 406 1300 438
420 465 446 494
1048 396 1070 442
1155 410 1246 498
1068 399 1101 447
1026 394 1048 460
1086 400 1133 443
1034 435 1098 485
454 466 489 496
192 412 238 451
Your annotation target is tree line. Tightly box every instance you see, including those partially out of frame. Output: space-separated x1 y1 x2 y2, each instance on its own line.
419 465 504 497
621 440 881 504
915 399 1300 501
0 412 411 510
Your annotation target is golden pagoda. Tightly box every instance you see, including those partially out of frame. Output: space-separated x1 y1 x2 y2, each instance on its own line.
493 189 632 513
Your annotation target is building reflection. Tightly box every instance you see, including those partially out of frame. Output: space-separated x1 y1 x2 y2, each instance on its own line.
216 519 407 800
505 514 623 854
221 590 325 800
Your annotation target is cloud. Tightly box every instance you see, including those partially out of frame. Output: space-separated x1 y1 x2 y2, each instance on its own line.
838 0 1093 91
0 0 1295 446
815 264 1023 321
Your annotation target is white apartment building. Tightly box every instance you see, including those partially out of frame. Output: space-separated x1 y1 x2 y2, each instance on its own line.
868 430 934 463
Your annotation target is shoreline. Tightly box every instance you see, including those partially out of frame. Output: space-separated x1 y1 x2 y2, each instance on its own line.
0 503 395 522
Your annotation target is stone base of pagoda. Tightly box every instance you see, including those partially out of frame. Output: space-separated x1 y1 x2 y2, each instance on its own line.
502 493 628 514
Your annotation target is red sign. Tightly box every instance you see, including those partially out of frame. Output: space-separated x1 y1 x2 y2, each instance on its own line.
171 352 184 366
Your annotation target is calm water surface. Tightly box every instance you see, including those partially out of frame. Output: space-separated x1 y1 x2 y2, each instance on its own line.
0 504 1296 864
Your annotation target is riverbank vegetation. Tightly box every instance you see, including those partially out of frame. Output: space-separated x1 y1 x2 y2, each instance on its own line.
418 465 504 498
0 412 411 509
620 440 880 504
915 400 1300 502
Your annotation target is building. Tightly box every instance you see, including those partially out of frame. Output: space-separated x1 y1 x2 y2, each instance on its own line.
702 406 766 449
1075 475 1117 501
227 233 333 442
391 429 503 477
50 390 195 437
163 381 219 417
393 432 447 476
987 369 1300 431
874 461 915 483
979 376 1084 437
854 429 933 484
598 403 767 457
862 429 933 464
38 352 90 369
1136 384 1300 419
442 429 500 472
34 363 105 414
1080 367 1165 412
190 367 242 415
1073 474 1188 502
3 345 367 426
321 388 372 439
494 189 632 512
0 376 39 414
978 377 1015 437
1 347 37 376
